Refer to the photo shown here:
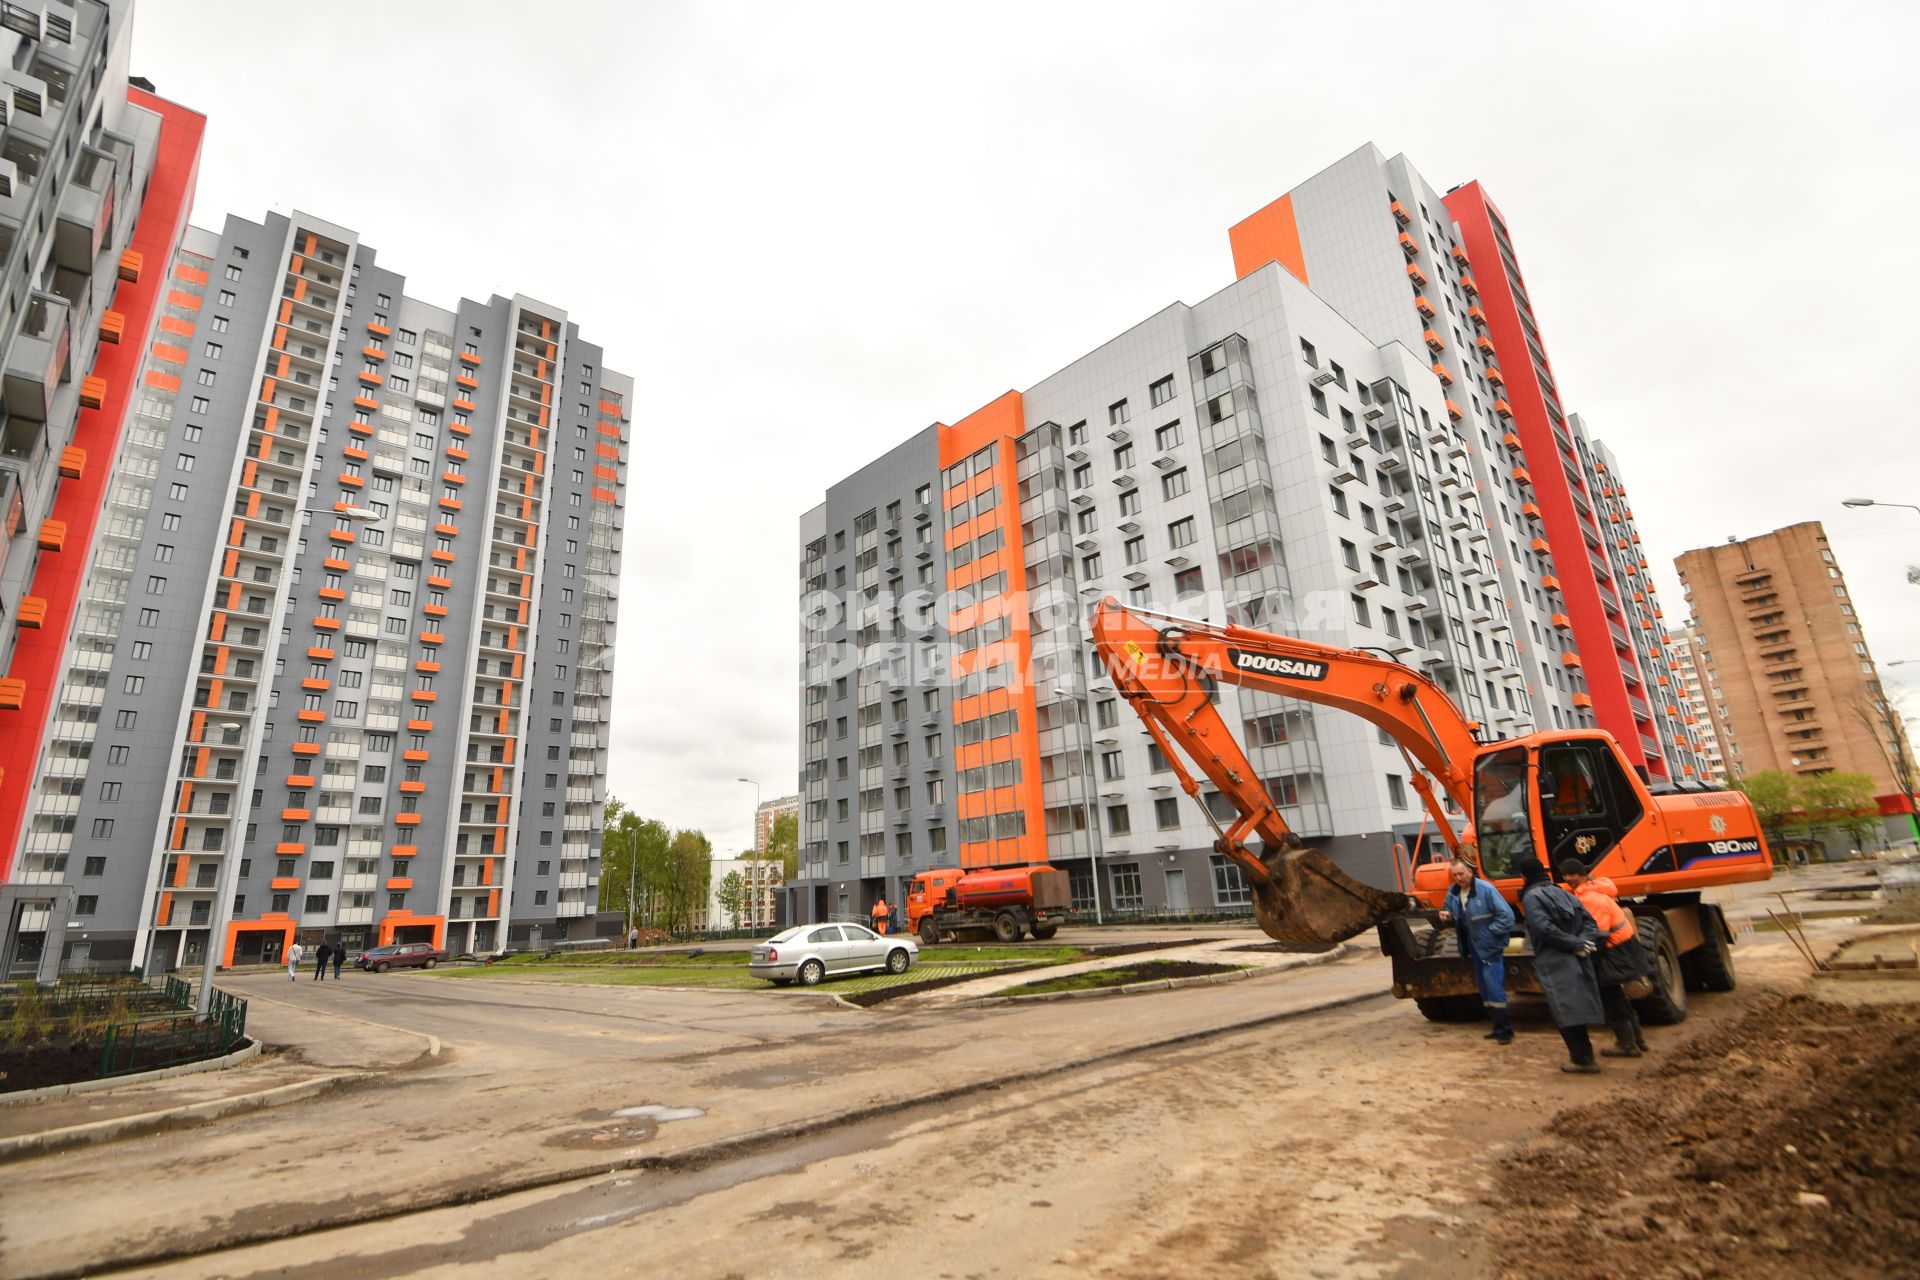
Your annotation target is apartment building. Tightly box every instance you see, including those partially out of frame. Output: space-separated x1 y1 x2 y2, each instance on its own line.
1571 422 1709 779
752 792 798 854
791 143 1699 923
2 206 631 977
695 856 782 932
1676 522 1917 834
1670 622 1731 782
0 3 210 979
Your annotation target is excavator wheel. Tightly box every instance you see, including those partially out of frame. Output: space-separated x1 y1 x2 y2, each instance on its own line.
1250 844 1413 946
1632 915 1688 1025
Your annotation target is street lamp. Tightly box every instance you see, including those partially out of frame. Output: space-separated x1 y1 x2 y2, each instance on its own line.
1842 498 1920 515
1054 687 1105 925
737 777 760 932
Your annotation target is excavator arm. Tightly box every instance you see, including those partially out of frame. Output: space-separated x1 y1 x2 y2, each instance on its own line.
1090 598 1483 944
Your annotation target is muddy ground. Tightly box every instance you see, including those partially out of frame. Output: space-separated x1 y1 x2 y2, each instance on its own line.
1486 993 1920 1280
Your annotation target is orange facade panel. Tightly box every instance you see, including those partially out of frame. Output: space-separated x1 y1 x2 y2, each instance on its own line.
1228 192 1309 285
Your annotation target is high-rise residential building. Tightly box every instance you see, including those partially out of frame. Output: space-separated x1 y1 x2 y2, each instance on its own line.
1 202 631 976
1677 524 1916 833
0 3 209 980
1570 421 1708 779
791 143 1683 923
1442 181 1694 784
1670 622 1731 783
752 792 799 854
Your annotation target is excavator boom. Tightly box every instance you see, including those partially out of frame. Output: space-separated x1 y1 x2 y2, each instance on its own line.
1091 598 1485 944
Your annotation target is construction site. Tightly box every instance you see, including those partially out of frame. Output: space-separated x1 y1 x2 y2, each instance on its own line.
0 856 1912 1279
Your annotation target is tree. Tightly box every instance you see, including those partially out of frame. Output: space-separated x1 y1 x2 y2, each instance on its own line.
767 811 799 882
716 871 745 930
1853 693 1920 843
597 797 671 930
1732 771 1797 860
1799 770 1880 856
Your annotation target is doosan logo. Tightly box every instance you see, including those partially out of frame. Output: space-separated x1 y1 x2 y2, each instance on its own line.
1229 649 1330 681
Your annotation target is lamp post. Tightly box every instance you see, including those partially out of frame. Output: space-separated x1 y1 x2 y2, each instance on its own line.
737 777 760 932
1842 498 1920 515
1054 687 1105 925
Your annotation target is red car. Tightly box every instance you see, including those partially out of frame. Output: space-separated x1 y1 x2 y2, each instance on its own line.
355 942 446 973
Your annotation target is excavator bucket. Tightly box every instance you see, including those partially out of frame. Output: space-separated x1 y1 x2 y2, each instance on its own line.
1249 844 1412 946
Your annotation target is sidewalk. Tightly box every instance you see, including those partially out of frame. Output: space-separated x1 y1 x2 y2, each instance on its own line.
0 974 435 1150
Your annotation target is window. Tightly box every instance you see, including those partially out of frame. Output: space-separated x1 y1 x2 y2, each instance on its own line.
1329 486 1348 518
1387 774 1408 808
115 710 136 729
224 264 242 280
1161 468 1189 500
1109 863 1144 911
1155 421 1181 451
1299 338 1318 367
169 483 188 500
203 342 222 359
83 857 106 876
1149 376 1175 407
1155 797 1180 830
1169 517 1196 548
92 818 115 838
1124 536 1146 565
1107 804 1131 836
1072 464 1091 490
1118 488 1140 516
1082 551 1102 579
1351 594 1370 627
196 369 216 386
1211 856 1252 908
1109 399 1130 425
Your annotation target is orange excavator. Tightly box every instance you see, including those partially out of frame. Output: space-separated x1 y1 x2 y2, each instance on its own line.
1091 598 1772 1023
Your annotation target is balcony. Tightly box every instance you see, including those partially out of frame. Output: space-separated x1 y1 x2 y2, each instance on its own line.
4 292 71 424
53 147 116 273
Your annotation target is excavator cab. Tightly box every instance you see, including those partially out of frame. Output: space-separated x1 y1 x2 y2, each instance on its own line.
1470 735 1649 882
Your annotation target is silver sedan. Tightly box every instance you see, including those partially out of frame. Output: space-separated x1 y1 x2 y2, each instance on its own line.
749 923 918 986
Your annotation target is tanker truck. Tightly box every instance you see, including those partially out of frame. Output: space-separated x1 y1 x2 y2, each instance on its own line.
907 865 1070 945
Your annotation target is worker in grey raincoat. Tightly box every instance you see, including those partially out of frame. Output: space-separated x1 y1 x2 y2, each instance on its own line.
1514 856 1606 1073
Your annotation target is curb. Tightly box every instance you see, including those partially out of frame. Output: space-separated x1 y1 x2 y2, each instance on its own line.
0 1071 366 1163
42 982 1391 1279
955 939 1358 1006
0 1038 262 1106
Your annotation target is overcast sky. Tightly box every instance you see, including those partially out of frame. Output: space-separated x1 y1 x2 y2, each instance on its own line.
139 1 1920 852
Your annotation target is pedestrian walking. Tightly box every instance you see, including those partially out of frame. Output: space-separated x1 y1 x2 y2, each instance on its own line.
628 926 639 950
1556 861 1649 1058
1513 856 1606 1074
1437 856 1514 1044
314 941 331 980
870 897 890 936
332 942 346 980
287 940 304 983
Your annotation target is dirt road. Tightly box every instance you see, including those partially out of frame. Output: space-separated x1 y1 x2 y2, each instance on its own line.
103 934 1901 1280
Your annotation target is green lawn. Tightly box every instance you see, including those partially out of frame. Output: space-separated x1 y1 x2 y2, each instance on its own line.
431 942 1085 996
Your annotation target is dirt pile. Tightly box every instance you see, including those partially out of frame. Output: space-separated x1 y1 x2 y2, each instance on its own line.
1487 993 1920 1280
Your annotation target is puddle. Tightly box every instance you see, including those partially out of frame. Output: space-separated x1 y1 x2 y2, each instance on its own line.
547 1104 705 1150
613 1105 705 1122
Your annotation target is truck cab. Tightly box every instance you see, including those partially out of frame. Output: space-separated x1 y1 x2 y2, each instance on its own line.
907 868 966 937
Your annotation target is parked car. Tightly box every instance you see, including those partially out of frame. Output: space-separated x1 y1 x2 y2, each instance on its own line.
749 923 917 986
355 942 446 973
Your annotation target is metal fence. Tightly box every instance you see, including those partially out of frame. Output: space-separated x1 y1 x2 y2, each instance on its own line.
98 979 248 1078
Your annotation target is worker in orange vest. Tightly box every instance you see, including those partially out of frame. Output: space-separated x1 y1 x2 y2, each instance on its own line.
1555 861 1649 1058
870 897 890 935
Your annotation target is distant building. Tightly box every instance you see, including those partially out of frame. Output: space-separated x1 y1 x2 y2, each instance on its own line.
1677 521 1918 838
695 856 783 932
1669 623 1730 783
753 794 799 854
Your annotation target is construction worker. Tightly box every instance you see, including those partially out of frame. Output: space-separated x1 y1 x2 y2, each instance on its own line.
1437 856 1515 1044
1556 860 1650 1058
1513 856 1606 1074
870 896 890 935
